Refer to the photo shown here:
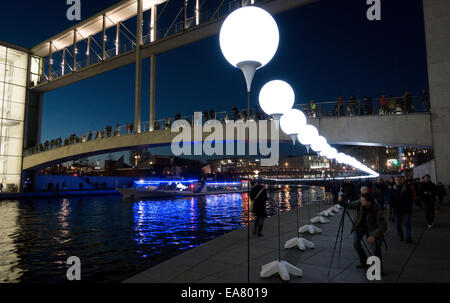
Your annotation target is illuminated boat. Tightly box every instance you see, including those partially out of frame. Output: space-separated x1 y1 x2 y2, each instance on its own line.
116 179 249 199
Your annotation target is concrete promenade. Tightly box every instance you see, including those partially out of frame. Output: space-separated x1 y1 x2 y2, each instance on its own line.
125 198 450 283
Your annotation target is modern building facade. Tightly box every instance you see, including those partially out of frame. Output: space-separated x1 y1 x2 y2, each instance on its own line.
0 42 29 191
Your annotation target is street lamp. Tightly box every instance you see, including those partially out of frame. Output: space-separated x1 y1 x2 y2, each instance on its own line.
220 6 279 114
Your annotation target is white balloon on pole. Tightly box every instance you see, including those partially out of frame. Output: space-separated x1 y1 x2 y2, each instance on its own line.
280 109 307 136
259 80 295 117
297 125 319 146
219 6 279 68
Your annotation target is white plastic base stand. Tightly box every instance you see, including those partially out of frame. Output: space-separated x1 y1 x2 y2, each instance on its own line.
329 204 343 212
310 216 330 224
260 260 303 281
298 224 322 234
284 237 315 251
318 210 335 217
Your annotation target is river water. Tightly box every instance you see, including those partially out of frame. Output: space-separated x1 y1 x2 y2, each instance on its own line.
0 186 324 283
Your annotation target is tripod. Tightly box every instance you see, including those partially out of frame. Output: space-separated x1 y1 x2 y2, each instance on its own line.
327 205 372 278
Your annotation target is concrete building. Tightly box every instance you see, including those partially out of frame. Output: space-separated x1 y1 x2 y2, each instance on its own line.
423 0 450 186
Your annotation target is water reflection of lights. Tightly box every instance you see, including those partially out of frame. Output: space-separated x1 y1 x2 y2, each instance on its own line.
132 195 246 257
56 198 71 244
0 201 23 282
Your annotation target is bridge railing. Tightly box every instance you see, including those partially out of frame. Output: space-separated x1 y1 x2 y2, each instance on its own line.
24 94 430 158
293 95 430 118
33 0 251 86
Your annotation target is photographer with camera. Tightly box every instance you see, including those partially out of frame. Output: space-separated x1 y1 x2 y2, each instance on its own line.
338 191 387 270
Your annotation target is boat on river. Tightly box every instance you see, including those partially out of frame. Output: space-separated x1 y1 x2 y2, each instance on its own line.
116 179 249 199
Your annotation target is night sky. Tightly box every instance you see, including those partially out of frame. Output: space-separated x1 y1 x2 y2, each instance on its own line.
1 0 429 156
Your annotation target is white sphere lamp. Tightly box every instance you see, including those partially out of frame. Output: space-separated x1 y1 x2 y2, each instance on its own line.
280 109 307 144
311 136 328 153
259 80 295 120
297 124 318 153
220 6 279 92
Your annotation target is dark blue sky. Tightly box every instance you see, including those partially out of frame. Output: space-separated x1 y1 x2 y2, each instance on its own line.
1 0 429 143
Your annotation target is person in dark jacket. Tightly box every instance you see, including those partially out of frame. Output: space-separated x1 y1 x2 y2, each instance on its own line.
437 182 447 206
421 174 437 229
390 176 414 243
339 193 387 269
250 180 268 237
373 178 386 210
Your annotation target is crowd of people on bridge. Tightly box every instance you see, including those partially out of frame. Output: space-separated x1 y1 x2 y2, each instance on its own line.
303 89 430 118
28 124 129 155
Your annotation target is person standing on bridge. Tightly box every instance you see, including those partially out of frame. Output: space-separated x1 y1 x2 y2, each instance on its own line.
250 180 268 237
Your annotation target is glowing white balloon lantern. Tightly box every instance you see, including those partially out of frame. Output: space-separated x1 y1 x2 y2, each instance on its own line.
297 124 318 153
280 109 307 144
220 6 279 92
311 136 328 153
259 80 295 119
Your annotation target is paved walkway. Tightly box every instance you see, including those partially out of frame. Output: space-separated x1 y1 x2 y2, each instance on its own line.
124 198 450 283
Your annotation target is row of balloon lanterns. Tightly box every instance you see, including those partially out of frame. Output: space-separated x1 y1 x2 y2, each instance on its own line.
219 5 379 178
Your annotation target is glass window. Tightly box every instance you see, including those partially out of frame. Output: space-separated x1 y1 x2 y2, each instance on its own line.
0 46 27 190
0 83 27 103
3 66 27 87
6 48 28 69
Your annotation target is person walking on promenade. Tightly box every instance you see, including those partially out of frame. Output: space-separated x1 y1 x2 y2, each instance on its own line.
250 179 268 237
421 174 437 229
390 176 414 243
373 177 386 210
437 182 447 206
338 193 387 269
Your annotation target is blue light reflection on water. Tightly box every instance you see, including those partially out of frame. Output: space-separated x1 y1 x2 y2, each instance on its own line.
132 194 245 257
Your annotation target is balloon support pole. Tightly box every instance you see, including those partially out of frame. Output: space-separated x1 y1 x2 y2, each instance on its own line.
237 61 262 93
260 260 303 281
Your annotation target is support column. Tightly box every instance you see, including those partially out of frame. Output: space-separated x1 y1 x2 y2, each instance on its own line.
150 5 157 42
150 54 156 131
48 42 52 80
135 0 143 133
62 48 66 76
86 36 91 65
73 29 77 72
183 0 188 30
102 14 106 60
116 23 120 56
195 0 200 25
423 0 450 185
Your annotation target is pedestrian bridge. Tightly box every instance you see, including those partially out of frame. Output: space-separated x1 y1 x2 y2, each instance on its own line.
22 113 432 170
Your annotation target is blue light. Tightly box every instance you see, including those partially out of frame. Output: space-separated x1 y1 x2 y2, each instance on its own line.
205 181 242 186
133 179 198 186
